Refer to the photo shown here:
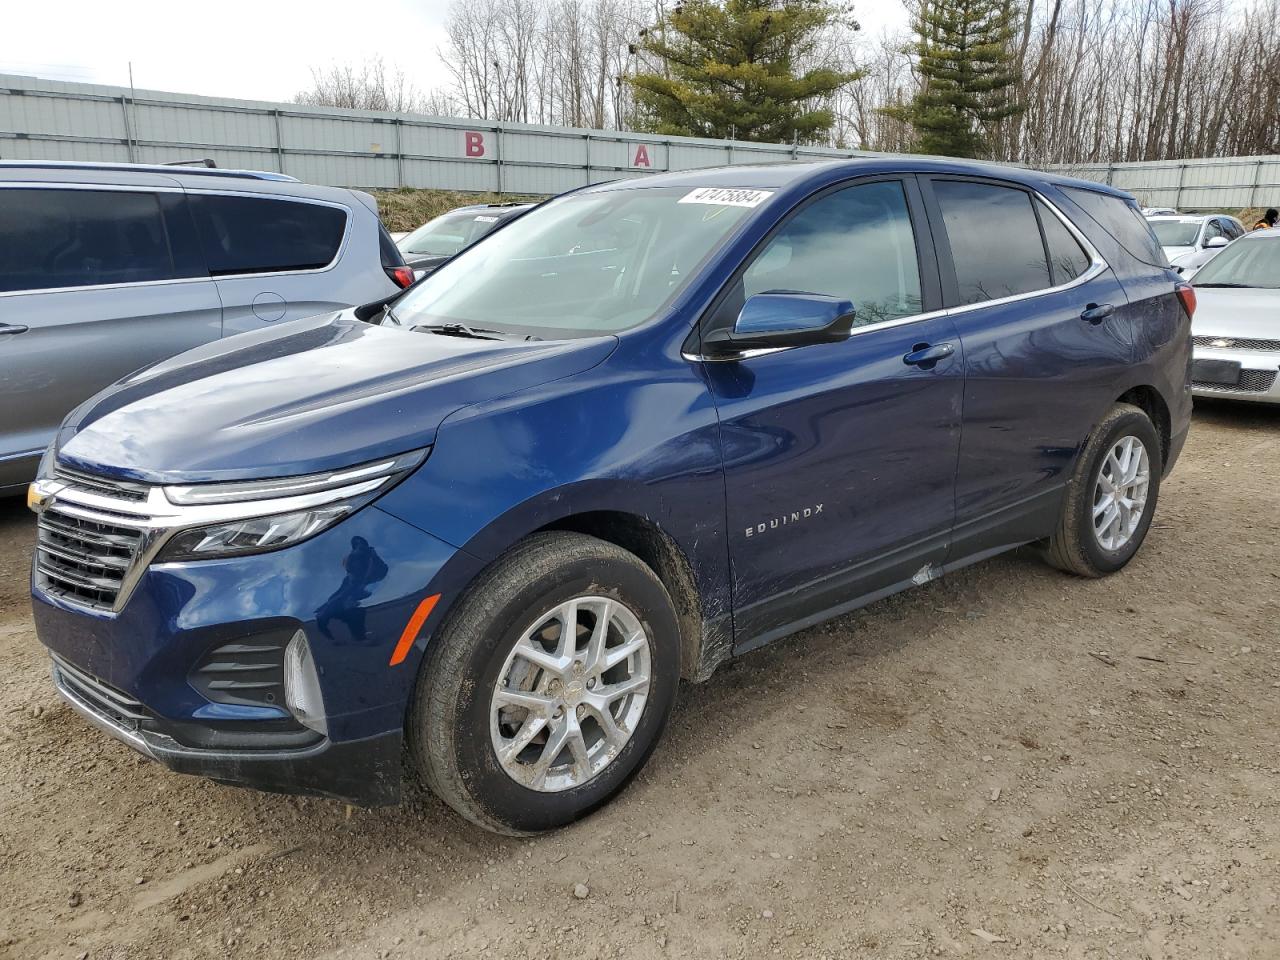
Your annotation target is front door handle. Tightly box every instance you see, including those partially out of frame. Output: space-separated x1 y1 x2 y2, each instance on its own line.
0 323 29 336
1080 303 1114 325
903 342 955 368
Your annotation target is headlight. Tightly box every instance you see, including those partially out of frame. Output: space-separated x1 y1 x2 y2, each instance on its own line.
153 448 426 563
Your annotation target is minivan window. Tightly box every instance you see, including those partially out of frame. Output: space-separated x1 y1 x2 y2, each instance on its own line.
0 188 181 293
189 194 347 276
1064 187 1168 266
933 180 1051 305
738 180 922 326
1036 199 1092 285
391 187 757 337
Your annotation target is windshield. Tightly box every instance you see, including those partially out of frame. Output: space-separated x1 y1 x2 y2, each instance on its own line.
1192 237 1280 288
1150 220 1201 247
390 187 760 337
399 211 506 257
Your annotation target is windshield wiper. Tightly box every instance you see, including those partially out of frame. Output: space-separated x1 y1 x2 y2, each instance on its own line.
1193 282 1254 288
412 322 509 340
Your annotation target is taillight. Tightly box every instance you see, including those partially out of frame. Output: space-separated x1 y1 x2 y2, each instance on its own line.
386 266 415 289
1175 282 1196 318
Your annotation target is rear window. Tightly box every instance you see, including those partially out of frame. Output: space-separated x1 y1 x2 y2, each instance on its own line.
1063 187 1168 266
0 188 193 293
189 194 347 276
379 224 405 268
933 180 1051 305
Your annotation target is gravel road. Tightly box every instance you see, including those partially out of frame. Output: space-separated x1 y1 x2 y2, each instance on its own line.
1 401 1277 960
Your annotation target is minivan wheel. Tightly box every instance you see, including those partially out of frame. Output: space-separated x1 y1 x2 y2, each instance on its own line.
409 532 680 834
1043 403 1163 578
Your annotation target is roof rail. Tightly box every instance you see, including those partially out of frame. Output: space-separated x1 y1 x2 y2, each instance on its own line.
161 158 218 168
0 159 299 182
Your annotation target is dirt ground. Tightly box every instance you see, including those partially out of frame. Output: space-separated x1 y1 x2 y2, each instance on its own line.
1 400 1277 960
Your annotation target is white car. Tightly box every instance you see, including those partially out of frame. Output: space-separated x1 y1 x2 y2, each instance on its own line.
1143 206 1178 216
1190 228 1280 404
1148 214 1246 279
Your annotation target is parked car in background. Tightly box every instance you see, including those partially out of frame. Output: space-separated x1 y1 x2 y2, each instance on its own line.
1143 206 1179 217
0 160 411 495
1148 213 1246 277
396 202 534 278
30 158 1191 833
1189 228 1280 404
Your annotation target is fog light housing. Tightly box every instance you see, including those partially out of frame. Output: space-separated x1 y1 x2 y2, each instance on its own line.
283 630 328 737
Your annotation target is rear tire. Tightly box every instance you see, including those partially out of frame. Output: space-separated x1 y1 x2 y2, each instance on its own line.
409 532 680 835
1043 402 1162 578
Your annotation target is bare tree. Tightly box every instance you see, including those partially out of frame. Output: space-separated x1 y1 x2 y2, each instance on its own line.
295 56 428 112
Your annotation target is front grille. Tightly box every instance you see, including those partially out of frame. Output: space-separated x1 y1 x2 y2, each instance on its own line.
54 466 149 502
51 654 151 730
1192 369 1279 394
35 507 143 610
1193 335 1280 352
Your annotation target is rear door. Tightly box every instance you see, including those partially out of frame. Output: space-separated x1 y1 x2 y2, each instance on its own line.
187 191 354 334
919 176 1133 557
0 184 221 490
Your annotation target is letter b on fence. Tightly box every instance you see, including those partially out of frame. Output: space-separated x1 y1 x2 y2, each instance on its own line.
465 131 486 158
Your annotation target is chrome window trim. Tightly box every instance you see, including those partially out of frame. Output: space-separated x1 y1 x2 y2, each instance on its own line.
684 187 1109 363
0 184 353 297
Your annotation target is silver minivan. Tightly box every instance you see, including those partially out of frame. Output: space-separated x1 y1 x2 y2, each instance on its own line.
0 160 409 494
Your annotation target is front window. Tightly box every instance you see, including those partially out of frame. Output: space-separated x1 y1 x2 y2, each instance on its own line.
1150 221 1202 247
389 187 759 338
399 211 505 258
1192 238 1280 289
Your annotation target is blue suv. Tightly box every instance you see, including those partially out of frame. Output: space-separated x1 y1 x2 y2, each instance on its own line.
29 159 1193 834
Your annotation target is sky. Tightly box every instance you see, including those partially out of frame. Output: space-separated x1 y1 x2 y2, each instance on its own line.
0 1 909 106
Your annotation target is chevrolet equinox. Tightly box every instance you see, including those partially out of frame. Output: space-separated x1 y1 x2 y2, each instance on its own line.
29 159 1193 834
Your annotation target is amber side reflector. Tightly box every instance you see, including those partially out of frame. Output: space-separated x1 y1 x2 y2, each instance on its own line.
390 593 441 666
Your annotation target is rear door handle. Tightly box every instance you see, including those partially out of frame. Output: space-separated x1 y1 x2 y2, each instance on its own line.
1080 303 1114 325
0 323 29 336
903 342 955 368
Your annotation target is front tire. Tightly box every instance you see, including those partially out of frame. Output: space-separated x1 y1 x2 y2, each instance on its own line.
1043 402 1163 578
409 532 681 834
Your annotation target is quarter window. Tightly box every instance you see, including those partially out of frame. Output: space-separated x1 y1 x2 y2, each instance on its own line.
1062 187 1167 266
0 188 186 293
189 194 347 276
933 180 1051 305
1035 199 1092 285
736 180 923 327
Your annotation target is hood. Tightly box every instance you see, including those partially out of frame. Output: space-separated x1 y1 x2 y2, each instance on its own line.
1162 245 1195 262
57 311 615 484
1191 288 1280 340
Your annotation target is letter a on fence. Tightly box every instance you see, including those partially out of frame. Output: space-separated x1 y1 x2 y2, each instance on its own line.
633 144 651 168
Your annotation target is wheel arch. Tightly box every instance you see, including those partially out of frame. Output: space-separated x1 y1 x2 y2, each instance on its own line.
534 510 718 682
1116 384 1171 466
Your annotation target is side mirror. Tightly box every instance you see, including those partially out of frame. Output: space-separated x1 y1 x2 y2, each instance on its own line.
1204 236 1229 249
702 292 856 357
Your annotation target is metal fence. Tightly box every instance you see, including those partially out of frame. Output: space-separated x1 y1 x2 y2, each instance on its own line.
2 73 1276 209
0 73 868 195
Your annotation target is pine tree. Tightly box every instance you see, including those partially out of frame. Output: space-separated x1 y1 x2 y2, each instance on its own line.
883 0 1023 159
627 0 861 144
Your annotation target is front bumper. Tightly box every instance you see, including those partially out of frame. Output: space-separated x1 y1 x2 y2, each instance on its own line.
1191 346 1280 404
51 653 402 804
33 503 482 806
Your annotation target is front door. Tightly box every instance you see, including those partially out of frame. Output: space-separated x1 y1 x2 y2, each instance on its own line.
697 177 964 651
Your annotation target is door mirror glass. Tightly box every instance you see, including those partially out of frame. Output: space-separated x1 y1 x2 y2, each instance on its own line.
703 292 855 355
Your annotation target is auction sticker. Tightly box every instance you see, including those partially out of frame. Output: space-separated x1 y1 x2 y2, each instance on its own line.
678 187 774 208
473 215 499 223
